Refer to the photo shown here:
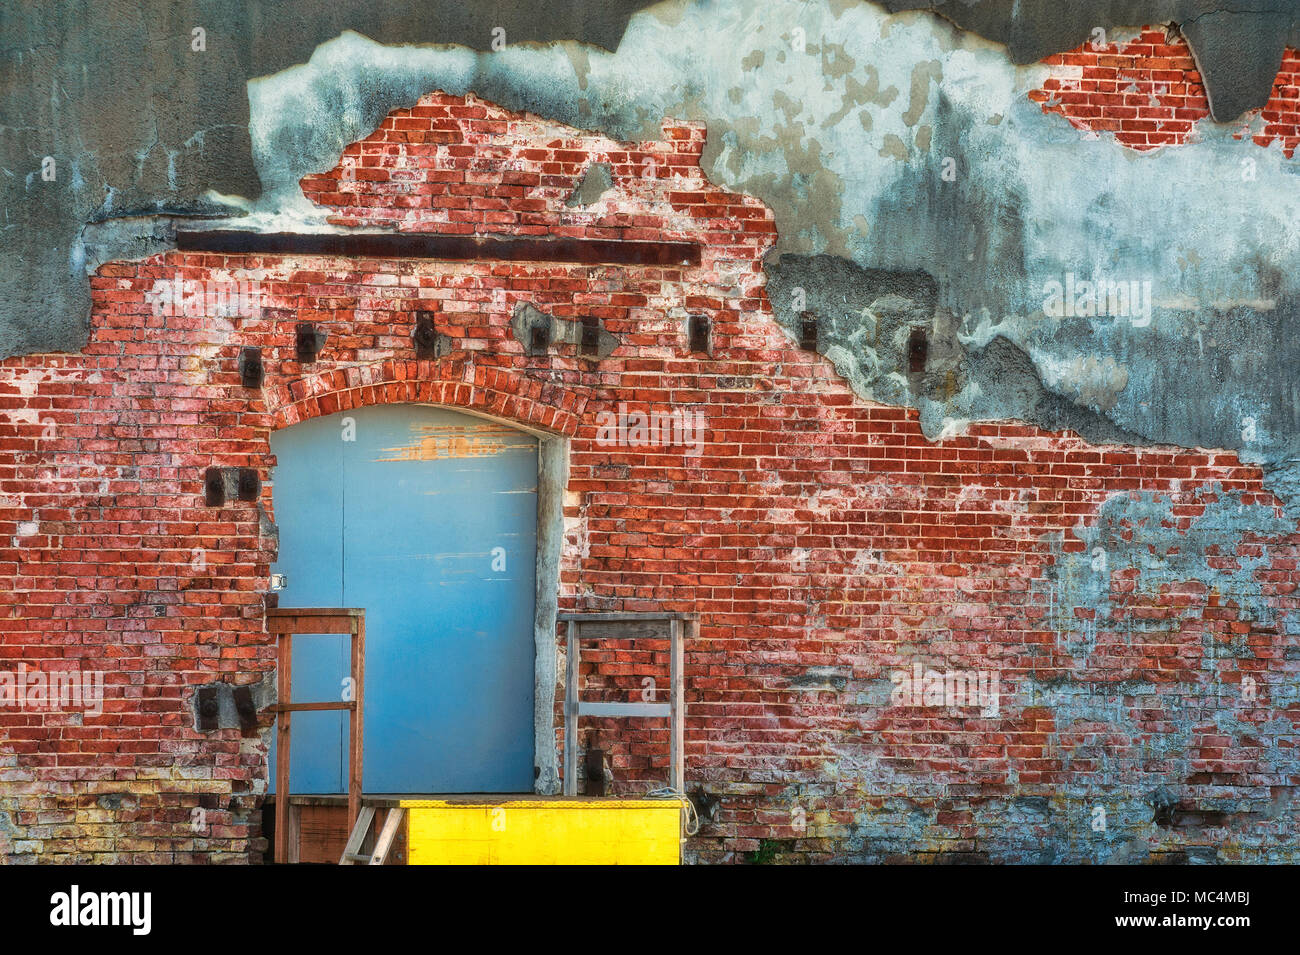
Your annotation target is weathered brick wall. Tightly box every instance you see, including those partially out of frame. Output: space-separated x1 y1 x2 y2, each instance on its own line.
1030 26 1300 155
1 89 1297 863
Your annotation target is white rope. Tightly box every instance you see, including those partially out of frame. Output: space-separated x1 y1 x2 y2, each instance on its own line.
647 786 700 836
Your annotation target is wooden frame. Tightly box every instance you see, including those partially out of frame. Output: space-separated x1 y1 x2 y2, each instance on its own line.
560 612 694 796
176 230 701 267
266 607 366 864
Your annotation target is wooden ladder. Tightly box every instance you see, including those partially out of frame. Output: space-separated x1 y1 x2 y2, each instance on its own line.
560 612 694 796
339 806 406 865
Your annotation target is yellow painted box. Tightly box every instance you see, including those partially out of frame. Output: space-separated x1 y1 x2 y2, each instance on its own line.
400 797 682 865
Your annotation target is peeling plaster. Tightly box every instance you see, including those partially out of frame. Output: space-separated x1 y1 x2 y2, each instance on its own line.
149 2 1300 515
11 10 1292 527
564 161 615 207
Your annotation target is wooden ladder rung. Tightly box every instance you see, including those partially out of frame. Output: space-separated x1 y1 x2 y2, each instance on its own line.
338 806 405 865
338 806 376 865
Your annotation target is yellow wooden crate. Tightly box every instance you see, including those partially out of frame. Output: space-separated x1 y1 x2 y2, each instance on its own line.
400 798 682 865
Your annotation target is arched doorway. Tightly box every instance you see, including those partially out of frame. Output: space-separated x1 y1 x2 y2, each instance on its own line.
268 404 538 793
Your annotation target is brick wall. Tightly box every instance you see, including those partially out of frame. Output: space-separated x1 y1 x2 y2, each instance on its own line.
1 91 1297 863
1030 26 1300 156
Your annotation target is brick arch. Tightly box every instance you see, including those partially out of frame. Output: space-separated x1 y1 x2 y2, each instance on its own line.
267 354 585 436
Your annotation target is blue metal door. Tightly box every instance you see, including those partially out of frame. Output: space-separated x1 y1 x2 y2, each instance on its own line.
268 405 538 793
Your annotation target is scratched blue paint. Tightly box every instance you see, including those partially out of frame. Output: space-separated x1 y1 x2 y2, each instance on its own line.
269 405 538 793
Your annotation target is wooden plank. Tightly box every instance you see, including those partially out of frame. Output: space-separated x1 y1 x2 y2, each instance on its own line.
288 801 301 865
297 804 350 864
274 632 291 863
563 620 578 797
576 702 670 718
175 230 701 267
338 806 375 865
266 617 356 635
267 607 364 617
349 616 365 833
670 618 684 793
368 808 405 865
556 612 698 622
267 701 355 713
266 608 361 634
568 621 673 641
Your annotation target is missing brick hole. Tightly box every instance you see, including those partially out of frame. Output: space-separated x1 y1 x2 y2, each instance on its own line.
237 468 260 502
196 686 220 731
232 685 258 732
691 788 722 827
529 322 552 356
413 311 444 360
204 467 225 507
688 314 711 355
580 315 600 357
296 323 326 363
908 327 928 374
238 346 264 389
799 312 819 351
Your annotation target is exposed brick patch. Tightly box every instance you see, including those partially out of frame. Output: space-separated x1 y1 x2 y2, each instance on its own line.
1 91 1297 864
300 92 721 241
1029 28 1300 156
1252 47 1300 155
